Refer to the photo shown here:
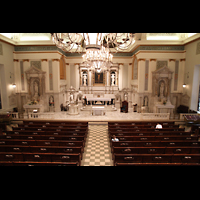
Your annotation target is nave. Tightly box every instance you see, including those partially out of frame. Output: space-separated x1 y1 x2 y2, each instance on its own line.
0 119 200 166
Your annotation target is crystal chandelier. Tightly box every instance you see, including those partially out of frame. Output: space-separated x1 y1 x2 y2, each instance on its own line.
51 33 135 53
51 33 135 73
82 45 113 73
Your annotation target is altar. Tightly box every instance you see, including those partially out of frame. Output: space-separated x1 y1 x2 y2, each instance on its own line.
87 97 111 105
23 104 44 113
91 106 106 116
155 103 174 116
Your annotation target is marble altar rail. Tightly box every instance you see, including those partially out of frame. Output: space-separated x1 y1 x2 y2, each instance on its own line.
140 113 170 120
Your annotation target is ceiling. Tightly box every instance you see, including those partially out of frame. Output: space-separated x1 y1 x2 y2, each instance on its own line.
0 33 199 53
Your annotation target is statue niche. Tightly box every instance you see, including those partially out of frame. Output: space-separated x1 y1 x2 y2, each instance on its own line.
25 65 46 101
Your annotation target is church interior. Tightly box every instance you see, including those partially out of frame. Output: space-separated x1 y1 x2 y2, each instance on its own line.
0 33 200 166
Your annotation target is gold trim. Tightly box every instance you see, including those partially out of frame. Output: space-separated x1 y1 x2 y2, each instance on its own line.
138 58 146 62
150 59 157 62
41 59 48 62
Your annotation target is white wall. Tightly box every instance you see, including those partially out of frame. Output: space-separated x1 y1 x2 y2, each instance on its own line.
184 38 200 110
0 41 15 111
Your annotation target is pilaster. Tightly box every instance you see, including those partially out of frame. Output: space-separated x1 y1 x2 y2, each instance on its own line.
137 59 146 93
149 59 157 93
119 63 123 90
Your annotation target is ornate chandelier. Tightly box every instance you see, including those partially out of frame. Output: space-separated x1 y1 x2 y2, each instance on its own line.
82 45 113 73
50 33 135 53
51 33 135 73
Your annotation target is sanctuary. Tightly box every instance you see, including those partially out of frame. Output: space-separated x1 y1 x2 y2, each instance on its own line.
0 33 200 120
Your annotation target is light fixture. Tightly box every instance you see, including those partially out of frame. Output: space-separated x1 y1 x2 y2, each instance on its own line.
12 83 16 88
183 83 186 88
82 45 113 73
51 33 135 53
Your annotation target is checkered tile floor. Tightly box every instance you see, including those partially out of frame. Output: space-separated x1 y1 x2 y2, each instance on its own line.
81 122 113 166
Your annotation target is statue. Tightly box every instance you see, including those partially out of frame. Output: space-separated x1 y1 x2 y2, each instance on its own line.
70 93 74 103
159 81 165 99
34 81 39 99
83 75 87 86
111 74 115 86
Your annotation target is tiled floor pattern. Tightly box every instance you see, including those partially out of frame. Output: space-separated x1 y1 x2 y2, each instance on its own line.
81 122 113 166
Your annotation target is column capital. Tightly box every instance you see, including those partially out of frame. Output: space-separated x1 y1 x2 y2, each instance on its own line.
13 59 19 62
52 59 59 62
169 59 176 62
180 58 186 62
138 58 146 62
74 63 80 66
150 59 157 62
41 59 48 62
23 59 29 62
118 63 124 65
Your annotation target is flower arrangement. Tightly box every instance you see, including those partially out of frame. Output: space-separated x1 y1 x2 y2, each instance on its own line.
49 102 54 106
28 100 38 105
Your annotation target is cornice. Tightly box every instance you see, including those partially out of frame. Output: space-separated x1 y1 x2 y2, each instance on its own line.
13 44 185 58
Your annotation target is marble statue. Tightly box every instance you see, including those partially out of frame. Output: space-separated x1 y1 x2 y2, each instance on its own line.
83 75 87 86
111 74 115 86
159 82 165 99
34 82 39 99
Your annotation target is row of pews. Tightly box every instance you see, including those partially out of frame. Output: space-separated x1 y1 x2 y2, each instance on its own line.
0 120 88 166
108 121 200 166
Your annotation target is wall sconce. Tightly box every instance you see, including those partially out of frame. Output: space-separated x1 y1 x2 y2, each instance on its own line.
183 72 189 88
12 83 16 88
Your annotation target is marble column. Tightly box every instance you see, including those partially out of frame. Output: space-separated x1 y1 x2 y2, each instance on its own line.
168 59 176 93
23 59 30 93
74 63 80 90
41 59 48 92
119 63 123 90
179 58 186 93
137 59 146 93
13 59 20 93
149 59 157 93
52 59 60 112
115 68 119 86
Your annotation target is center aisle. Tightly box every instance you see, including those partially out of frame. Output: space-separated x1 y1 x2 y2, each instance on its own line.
81 122 113 166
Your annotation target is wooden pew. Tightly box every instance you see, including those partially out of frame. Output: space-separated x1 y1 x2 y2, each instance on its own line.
111 140 200 149
0 161 79 167
0 152 81 165
23 120 88 126
0 139 84 148
109 131 188 137
0 161 79 166
0 145 83 159
113 153 200 166
112 146 200 156
109 135 198 143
